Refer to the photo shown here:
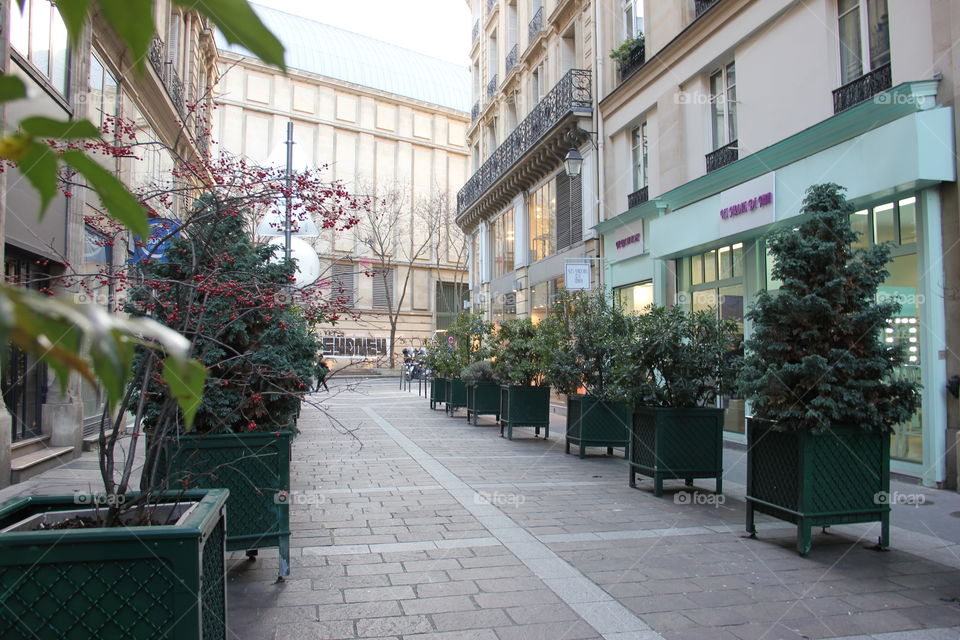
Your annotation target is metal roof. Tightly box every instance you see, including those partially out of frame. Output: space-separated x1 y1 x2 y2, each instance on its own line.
216 4 471 113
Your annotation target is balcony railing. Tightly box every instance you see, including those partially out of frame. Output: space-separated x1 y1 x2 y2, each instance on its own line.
472 20 480 42
458 69 592 215
694 0 721 17
505 44 518 75
471 101 480 122
627 186 649 209
487 74 498 100
832 63 892 114
706 140 738 173
148 37 186 118
487 0 496 15
528 7 544 43
617 41 646 84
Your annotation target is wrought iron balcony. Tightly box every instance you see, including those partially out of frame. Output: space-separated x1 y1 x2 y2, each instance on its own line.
832 63 892 114
148 37 187 118
695 0 721 17
457 69 592 215
528 7 544 43
617 41 646 84
487 74 498 100
627 186 649 209
472 20 480 43
149 37 165 78
706 140 738 173
487 0 496 15
505 45 518 76
471 101 480 122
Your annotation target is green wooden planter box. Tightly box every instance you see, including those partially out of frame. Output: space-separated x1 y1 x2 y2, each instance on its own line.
157 431 292 578
445 378 467 415
0 489 228 639
430 377 447 410
565 394 631 458
629 407 724 497
499 385 550 440
466 381 501 424
746 418 891 555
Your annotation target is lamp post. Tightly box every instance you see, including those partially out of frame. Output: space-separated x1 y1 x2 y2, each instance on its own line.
283 121 294 262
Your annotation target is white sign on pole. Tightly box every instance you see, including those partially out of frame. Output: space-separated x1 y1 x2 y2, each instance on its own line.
565 262 591 290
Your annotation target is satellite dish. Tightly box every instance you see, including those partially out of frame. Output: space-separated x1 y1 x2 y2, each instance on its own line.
267 237 321 287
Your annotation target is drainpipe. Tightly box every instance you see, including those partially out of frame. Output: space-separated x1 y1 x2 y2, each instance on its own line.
593 0 606 291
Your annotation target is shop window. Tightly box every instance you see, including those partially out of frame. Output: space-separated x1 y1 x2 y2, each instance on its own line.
615 281 653 315
528 179 556 262
492 291 518 322
838 0 890 85
530 276 563 322
10 0 70 98
491 209 515 278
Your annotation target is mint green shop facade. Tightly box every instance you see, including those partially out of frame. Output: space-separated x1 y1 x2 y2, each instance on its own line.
597 81 954 486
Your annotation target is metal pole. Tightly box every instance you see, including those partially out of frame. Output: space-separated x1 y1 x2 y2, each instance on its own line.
284 121 293 262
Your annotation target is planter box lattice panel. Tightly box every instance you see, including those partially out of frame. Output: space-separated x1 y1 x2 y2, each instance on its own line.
629 407 724 497
0 490 227 640
445 379 467 416
158 431 292 578
430 377 447 410
500 385 550 440
746 419 890 555
565 395 630 458
466 382 500 424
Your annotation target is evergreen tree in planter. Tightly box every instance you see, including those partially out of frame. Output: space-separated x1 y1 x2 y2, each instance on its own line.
440 313 493 416
739 183 920 555
462 360 500 425
611 306 740 497
545 290 633 458
492 317 558 439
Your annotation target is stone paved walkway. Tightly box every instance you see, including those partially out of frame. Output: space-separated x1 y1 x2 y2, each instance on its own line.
222 379 960 640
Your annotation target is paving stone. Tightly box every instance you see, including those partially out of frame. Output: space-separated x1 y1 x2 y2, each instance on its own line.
354 614 434 637
399 595 477 615
343 585 415 603
493 620 602 640
430 608 512 631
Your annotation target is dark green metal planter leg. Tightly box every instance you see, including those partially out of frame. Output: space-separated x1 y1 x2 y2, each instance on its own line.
579 443 585 459
629 467 636 488
565 440 570 454
278 535 291 580
607 447 613 455
797 520 812 556
544 425 548 439
881 513 890 549
246 549 258 560
654 475 663 498
508 424 513 440
745 502 756 537
685 478 694 487
715 476 722 495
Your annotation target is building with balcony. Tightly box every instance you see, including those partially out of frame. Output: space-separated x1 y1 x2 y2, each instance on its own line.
213 5 471 367
459 0 602 322
595 0 959 488
0 0 217 486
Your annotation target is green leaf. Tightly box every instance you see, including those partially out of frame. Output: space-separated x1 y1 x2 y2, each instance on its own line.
96 0 155 72
25 310 85 394
54 0 93 49
19 141 59 217
21 116 100 140
90 329 135 412
61 150 149 237
0 75 26 104
180 0 285 71
163 358 208 429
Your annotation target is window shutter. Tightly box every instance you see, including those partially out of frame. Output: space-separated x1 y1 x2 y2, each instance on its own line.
331 262 354 307
570 174 582 245
372 268 394 309
556 173 571 250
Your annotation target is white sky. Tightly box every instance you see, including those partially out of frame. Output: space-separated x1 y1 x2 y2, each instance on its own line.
250 1 473 67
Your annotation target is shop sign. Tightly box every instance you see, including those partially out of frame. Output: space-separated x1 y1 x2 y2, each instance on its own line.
564 263 591 290
718 173 776 234
612 226 644 259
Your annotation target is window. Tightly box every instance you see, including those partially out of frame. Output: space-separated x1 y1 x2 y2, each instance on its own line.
471 232 482 287
530 277 562 322
490 209 515 278
530 63 544 109
555 172 582 250
838 0 890 85
10 0 70 97
372 268 394 310
622 0 643 39
436 282 467 330
528 179 556 262
330 262 355 307
615 281 653 315
710 62 737 150
88 53 120 130
631 122 648 191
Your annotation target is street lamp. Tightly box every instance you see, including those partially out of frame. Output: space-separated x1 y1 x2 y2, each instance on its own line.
564 146 583 177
